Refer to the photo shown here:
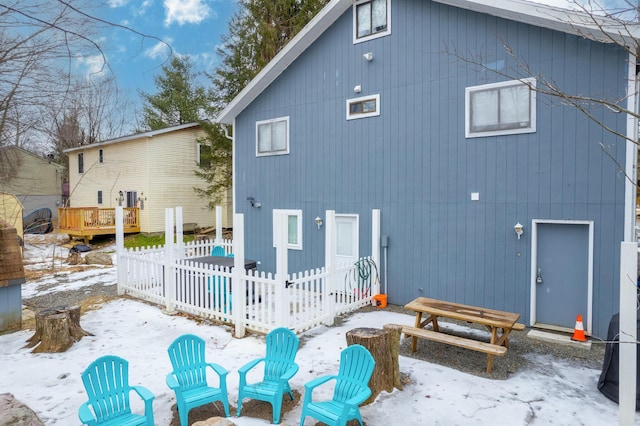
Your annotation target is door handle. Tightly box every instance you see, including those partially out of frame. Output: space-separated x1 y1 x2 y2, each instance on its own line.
536 268 543 284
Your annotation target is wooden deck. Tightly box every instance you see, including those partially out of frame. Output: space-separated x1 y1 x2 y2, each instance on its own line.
58 207 140 243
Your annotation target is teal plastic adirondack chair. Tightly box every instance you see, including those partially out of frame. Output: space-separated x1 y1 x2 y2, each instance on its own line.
299 344 375 426
166 334 230 426
237 327 300 424
211 245 226 256
78 355 155 426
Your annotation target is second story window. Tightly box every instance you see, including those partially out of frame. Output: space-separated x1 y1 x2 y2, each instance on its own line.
97 190 103 205
256 117 289 157
78 153 84 173
354 0 390 43
99 149 104 163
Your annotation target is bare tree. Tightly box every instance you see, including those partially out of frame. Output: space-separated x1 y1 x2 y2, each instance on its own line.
0 0 167 178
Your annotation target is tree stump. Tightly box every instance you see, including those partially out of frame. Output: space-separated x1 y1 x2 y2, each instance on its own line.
25 306 92 353
346 326 403 404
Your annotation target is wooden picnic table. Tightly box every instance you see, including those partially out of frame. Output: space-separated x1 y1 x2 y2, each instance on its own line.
402 297 524 373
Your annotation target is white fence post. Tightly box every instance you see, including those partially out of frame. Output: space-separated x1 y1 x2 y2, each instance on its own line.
274 210 288 328
115 206 125 295
164 208 176 313
233 213 246 338
324 210 336 326
619 242 637 425
175 207 184 259
216 206 223 245
371 209 381 295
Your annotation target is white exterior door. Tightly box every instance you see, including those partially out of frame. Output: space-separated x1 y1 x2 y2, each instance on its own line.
335 214 359 265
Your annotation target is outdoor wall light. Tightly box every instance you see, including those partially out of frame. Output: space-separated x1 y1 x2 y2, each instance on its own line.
514 222 524 239
137 192 147 210
354 85 362 93
247 196 261 208
116 190 124 206
363 52 374 61
315 216 323 229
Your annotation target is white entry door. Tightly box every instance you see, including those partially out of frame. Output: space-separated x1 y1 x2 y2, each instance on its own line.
335 214 359 265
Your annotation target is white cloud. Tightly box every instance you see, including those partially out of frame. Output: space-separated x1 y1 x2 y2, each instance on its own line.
164 0 212 26
76 54 108 78
107 0 129 7
144 38 173 60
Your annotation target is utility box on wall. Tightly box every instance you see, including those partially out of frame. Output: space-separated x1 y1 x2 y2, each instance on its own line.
0 221 24 333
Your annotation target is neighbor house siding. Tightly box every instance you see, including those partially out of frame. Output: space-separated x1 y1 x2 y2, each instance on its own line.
67 126 232 234
232 0 628 337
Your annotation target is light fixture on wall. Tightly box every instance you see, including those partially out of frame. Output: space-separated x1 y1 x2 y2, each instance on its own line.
137 192 147 209
315 216 323 229
247 196 261 208
354 85 362 93
363 52 374 61
514 222 524 239
116 190 124 206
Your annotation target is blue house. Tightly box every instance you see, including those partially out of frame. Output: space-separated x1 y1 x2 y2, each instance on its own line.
216 0 638 338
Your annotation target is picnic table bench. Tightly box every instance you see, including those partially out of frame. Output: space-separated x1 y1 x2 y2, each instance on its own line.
401 297 525 373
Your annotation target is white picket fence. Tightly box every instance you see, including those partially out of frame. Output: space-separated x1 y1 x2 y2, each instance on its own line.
116 207 381 337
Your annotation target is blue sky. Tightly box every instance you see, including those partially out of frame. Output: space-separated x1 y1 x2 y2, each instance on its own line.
87 0 239 104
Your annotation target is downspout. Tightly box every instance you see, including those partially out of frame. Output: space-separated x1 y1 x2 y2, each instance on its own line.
221 123 235 219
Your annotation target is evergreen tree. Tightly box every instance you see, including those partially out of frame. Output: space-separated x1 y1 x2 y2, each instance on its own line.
139 56 213 130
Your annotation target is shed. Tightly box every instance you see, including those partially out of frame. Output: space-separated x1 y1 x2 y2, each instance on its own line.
0 220 24 332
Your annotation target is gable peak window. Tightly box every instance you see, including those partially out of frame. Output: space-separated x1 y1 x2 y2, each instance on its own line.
256 116 289 157
78 153 84 173
99 149 104 163
465 78 536 138
354 0 391 43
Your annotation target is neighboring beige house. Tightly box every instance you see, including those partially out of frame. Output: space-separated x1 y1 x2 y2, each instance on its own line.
64 123 232 234
0 146 65 219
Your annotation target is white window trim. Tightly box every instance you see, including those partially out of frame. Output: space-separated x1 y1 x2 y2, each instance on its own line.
465 77 537 138
353 0 391 44
273 209 303 250
346 94 381 120
256 116 290 157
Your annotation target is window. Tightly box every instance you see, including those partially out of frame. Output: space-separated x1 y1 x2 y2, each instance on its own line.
98 149 104 163
78 153 84 173
273 209 302 250
97 190 103 205
346 94 380 120
256 117 289 156
354 0 390 43
198 144 211 167
465 78 536 138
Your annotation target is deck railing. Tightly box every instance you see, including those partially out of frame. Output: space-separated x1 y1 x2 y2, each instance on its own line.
59 207 139 242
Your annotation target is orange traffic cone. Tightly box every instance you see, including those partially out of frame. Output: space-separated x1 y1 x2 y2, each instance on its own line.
571 314 587 342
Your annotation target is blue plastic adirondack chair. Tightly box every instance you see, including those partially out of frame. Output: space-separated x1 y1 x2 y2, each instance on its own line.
299 344 375 426
166 334 230 426
211 245 226 256
78 355 155 426
237 327 300 424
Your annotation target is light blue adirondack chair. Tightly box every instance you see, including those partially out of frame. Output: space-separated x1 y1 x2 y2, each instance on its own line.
237 327 300 424
211 245 226 256
299 344 375 426
166 334 230 426
78 355 155 426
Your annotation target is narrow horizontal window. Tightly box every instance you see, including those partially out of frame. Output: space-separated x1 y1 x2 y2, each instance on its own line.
346 94 380 120
465 78 536 138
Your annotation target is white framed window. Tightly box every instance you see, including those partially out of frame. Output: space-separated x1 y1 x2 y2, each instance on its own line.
98 149 104 163
273 209 302 250
256 116 289 157
78 153 84 173
465 78 536 138
346 94 380 120
97 190 103 205
353 0 391 43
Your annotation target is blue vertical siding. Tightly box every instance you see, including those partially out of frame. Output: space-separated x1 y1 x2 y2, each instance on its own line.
233 0 628 337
